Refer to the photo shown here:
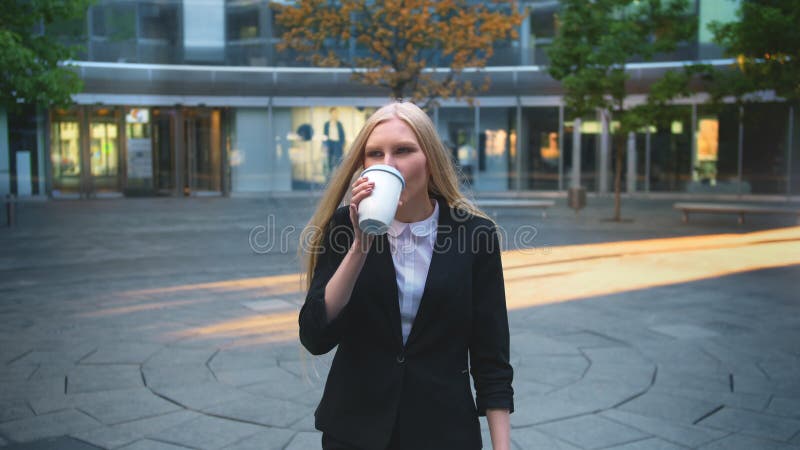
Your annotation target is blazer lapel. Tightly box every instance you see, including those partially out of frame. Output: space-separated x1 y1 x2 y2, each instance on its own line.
404 196 456 349
371 233 404 347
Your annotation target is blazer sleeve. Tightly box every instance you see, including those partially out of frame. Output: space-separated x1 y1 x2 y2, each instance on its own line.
299 207 354 355
469 223 515 415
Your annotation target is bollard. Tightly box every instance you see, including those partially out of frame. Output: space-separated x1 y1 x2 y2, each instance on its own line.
5 194 14 227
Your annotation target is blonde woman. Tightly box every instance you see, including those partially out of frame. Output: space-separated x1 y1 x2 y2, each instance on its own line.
299 101 513 450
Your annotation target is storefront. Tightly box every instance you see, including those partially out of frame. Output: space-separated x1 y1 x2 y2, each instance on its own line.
48 105 226 197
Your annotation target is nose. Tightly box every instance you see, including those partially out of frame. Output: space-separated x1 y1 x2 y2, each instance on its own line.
381 154 395 167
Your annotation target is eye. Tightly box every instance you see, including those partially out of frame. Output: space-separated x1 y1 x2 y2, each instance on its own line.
396 147 411 153
366 150 383 158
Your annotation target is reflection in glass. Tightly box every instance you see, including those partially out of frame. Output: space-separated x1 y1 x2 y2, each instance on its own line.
185 110 222 192
51 113 81 193
650 106 692 192
125 107 153 191
278 106 373 190
90 108 120 192
695 105 740 193
477 107 514 191
563 115 599 192
521 107 559 190
438 108 475 188
743 103 789 194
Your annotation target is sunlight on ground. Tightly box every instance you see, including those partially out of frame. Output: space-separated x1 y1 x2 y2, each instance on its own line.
81 227 800 344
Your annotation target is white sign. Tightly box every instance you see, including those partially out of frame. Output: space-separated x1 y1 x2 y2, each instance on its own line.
126 108 150 124
127 138 153 179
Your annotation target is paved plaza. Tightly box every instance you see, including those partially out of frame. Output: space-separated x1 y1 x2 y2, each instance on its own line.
0 194 799 450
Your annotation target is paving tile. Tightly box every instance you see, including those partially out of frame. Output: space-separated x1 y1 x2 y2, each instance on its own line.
241 299 297 313
511 333 582 356
550 332 623 349
698 433 800 450
512 427 582 450
288 413 316 432
284 431 322 450
148 414 264 449
548 380 645 411
510 395 593 427
0 436 102 450
768 396 800 419
81 343 163 365
601 408 727 448
649 385 771 411
238 368 316 400
144 347 217 367
142 364 217 388
650 324 719 339
0 400 34 422
70 425 145 450
0 409 102 442
202 397 313 428
618 390 721 424
152 382 253 410
0 378 65 402
515 355 588 386
698 407 800 442
609 437 690 449
221 428 296 450
118 439 194 450
214 367 278 387
536 414 649 449
77 390 182 425
66 365 143 394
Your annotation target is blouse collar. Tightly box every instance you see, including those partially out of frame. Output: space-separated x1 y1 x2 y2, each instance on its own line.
387 199 439 238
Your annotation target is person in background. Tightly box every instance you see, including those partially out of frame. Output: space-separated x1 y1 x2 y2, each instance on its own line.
324 107 346 175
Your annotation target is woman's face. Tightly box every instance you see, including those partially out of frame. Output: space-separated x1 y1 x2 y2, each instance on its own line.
363 117 429 206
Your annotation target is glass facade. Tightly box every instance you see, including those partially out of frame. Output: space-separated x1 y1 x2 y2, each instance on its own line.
50 109 82 194
521 107 559 190
21 0 797 199
648 107 692 192
437 107 476 188
742 103 790 195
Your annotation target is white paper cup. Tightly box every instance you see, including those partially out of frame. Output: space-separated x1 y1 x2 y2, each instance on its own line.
357 165 406 235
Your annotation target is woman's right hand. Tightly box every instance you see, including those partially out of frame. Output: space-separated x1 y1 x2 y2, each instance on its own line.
349 176 375 252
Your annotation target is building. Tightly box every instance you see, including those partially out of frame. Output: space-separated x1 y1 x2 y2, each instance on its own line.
1 0 798 200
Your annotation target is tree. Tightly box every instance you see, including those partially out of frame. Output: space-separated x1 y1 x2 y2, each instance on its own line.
273 0 522 107
709 0 800 105
548 0 697 221
0 0 92 112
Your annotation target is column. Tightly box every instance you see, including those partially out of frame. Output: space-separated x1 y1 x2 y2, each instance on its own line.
571 118 582 189
599 110 610 194
626 131 637 193
0 107 9 196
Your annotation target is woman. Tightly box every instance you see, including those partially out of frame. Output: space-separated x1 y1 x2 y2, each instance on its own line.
299 102 513 450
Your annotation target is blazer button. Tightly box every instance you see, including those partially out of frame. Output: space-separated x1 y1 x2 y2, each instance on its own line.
396 354 406 364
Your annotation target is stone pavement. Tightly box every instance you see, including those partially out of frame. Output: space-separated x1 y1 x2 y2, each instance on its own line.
0 195 799 450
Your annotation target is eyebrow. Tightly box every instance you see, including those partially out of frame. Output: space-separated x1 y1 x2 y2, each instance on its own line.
365 141 419 151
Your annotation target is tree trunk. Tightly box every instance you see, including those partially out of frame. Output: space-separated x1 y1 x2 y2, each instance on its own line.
392 85 404 100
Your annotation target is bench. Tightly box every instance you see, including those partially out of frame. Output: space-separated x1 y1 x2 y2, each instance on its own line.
673 202 800 225
475 199 556 218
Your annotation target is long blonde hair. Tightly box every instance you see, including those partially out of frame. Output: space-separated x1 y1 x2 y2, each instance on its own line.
300 101 491 289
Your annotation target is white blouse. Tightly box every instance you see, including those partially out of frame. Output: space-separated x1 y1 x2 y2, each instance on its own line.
386 199 439 345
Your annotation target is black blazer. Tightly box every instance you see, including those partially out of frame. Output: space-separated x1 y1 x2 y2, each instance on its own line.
299 195 514 450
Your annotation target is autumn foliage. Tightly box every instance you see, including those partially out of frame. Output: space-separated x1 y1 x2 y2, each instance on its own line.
273 0 522 107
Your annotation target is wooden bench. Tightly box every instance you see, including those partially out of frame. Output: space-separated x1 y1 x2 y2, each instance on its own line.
476 199 556 218
673 202 800 225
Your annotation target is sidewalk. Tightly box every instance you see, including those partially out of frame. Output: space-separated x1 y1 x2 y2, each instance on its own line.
1 197 799 450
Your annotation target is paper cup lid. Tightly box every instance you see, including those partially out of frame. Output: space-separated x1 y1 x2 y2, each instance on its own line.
360 165 406 188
